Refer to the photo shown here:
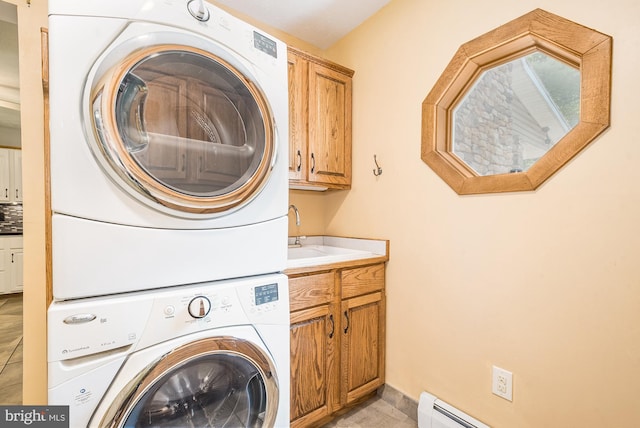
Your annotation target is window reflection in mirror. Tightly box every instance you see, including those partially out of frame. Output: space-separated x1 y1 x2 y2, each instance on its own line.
421 9 611 195
452 51 580 176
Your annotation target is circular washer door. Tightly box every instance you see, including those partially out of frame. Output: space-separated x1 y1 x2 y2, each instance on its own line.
90 44 275 216
96 337 279 428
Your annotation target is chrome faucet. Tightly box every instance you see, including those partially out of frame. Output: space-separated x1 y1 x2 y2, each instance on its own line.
288 204 301 246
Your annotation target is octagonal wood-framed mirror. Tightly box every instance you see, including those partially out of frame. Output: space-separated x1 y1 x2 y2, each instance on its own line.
421 9 612 195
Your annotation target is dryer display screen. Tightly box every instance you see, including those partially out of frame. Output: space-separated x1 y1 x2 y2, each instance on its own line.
254 283 278 305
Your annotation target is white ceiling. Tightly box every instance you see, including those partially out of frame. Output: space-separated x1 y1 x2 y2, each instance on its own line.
214 0 392 49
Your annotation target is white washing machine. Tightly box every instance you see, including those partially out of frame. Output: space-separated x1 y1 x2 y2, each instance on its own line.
48 273 290 428
48 0 289 300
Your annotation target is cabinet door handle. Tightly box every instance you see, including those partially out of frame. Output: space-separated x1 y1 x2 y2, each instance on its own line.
15 189 18 199
182 153 186 172
343 310 350 334
11 253 14 263
4 189 7 198
310 153 315 174
296 150 301 172
328 314 334 339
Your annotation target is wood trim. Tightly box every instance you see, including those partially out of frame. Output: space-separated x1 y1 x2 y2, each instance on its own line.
41 27 52 307
290 303 330 325
343 291 382 310
287 46 354 78
421 9 612 195
285 255 389 276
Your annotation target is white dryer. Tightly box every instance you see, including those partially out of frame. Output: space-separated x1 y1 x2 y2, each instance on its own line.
48 273 290 427
48 0 289 300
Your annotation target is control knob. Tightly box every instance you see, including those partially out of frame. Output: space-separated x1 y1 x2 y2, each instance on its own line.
188 296 211 319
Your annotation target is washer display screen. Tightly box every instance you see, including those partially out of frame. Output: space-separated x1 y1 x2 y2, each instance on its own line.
254 283 278 305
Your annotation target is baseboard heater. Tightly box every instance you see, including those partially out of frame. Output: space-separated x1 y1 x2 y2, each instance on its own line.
418 392 490 428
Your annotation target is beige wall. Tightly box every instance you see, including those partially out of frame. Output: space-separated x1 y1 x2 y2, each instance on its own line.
319 0 640 426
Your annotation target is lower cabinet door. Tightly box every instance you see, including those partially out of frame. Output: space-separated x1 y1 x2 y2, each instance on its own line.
341 291 385 405
290 304 338 427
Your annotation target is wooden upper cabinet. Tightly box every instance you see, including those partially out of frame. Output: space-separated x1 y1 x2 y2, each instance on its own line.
288 47 354 190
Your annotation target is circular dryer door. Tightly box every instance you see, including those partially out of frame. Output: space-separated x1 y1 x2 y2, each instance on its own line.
97 337 279 428
90 44 275 216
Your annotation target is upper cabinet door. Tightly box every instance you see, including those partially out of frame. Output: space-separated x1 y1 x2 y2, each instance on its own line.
307 62 352 188
287 48 353 191
287 51 308 182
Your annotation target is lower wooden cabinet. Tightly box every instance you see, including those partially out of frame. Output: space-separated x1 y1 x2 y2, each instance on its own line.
341 291 385 406
288 262 386 427
290 303 337 427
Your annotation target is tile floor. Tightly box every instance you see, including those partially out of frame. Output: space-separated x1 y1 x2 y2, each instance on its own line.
322 396 418 428
0 293 22 405
0 295 418 428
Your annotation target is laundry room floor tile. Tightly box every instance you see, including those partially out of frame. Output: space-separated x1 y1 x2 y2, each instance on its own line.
0 294 22 405
0 381 21 405
322 396 418 428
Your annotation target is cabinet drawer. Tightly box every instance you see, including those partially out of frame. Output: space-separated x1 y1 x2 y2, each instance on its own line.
289 272 334 312
341 264 385 299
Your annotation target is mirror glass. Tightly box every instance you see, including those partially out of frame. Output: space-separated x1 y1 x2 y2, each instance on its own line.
452 51 580 176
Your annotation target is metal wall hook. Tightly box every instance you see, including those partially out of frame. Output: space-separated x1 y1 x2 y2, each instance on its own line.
373 155 383 176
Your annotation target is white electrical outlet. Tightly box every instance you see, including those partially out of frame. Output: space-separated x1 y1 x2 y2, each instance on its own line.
492 365 513 401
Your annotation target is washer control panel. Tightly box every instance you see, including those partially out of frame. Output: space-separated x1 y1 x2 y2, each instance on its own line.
48 273 289 362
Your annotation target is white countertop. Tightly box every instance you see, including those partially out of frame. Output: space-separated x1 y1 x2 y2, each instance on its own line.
286 235 388 269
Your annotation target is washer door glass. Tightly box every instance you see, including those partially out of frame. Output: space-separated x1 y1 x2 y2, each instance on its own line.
124 353 268 427
91 45 275 216
97 337 279 428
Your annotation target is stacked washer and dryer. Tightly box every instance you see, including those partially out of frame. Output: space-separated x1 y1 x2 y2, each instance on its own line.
47 1 290 426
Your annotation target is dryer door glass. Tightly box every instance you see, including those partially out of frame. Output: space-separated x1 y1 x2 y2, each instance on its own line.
123 353 270 427
91 46 275 216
